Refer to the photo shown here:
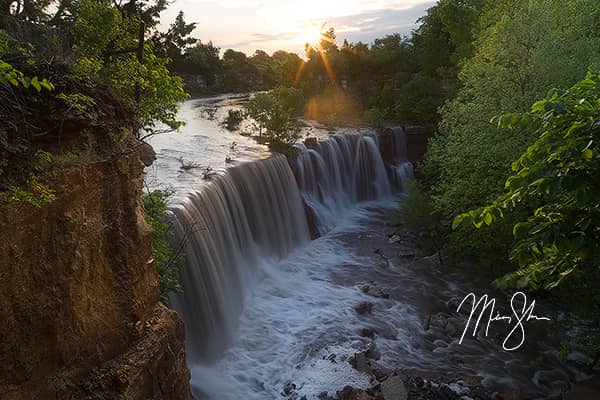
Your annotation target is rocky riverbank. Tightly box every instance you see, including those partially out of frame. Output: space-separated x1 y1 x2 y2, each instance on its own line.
272 203 598 400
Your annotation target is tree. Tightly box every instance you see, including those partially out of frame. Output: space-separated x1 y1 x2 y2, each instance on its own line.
271 50 303 87
222 48 257 91
64 0 188 133
421 0 600 261
249 49 273 87
454 70 600 291
243 87 304 153
152 10 197 61
182 40 221 84
412 0 482 75
453 70 600 364
318 27 337 53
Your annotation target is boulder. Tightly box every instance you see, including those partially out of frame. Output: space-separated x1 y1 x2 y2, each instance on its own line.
139 141 157 166
350 352 371 374
366 343 381 360
354 302 374 315
360 328 376 338
303 201 321 239
381 376 407 400
336 386 375 400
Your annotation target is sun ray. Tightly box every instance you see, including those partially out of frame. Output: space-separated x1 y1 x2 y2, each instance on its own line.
317 43 336 84
293 60 306 87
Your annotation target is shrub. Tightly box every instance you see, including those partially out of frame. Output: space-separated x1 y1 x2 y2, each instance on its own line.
222 109 244 131
364 107 387 128
243 88 302 152
142 189 182 303
392 180 442 259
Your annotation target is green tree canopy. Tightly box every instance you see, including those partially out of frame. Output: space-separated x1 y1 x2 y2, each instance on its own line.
454 70 600 292
422 0 600 261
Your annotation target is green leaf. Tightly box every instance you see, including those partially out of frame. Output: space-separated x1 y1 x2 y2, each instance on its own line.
30 76 41 92
39 79 54 91
452 213 468 230
512 222 531 238
483 212 493 225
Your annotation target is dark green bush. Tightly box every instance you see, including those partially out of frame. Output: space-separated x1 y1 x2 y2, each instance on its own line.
222 109 244 131
142 189 182 304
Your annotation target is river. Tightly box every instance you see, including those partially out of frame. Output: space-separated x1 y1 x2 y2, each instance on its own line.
147 95 597 400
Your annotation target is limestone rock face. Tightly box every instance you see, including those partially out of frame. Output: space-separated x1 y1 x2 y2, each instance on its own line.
0 143 191 399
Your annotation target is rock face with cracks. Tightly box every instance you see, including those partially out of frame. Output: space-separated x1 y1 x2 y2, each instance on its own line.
0 141 191 399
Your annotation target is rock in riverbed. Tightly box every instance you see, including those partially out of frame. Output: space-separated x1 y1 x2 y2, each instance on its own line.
354 302 374 315
336 386 375 400
381 375 408 400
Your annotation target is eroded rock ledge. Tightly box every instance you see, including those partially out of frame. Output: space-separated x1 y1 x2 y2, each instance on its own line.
0 143 191 399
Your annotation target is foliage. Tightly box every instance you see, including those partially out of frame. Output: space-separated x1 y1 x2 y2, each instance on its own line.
364 107 387 128
56 92 96 111
0 151 55 208
0 59 54 91
179 40 221 88
393 76 442 122
1 50 55 207
413 0 481 73
453 70 600 292
142 189 182 303
222 109 244 131
64 0 189 133
392 180 444 257
393 180 437 231
243 87 304 153
421 0 600 262
270 86 305 116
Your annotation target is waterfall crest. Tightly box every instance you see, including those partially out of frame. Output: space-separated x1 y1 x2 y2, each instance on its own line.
169 155 309 362
292 131 403 233
169 129 412 362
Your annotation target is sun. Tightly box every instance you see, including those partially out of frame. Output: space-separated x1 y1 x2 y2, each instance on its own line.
297 26 324 47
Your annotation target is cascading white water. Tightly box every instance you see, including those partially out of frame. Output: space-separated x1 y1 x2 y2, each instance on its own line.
169 155 310 362
388 126 414 191
293 132 397 233
169 130 411 362
152 98 590 399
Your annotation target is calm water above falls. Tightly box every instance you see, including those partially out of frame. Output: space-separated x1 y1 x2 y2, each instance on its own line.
148 97 594 400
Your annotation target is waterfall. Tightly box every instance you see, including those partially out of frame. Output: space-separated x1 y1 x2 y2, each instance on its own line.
169 129 412 363
292 132 393 233
388 127 414 191
168 155 309 362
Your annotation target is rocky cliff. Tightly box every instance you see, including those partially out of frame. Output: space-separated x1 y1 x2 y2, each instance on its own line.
0 141 192 399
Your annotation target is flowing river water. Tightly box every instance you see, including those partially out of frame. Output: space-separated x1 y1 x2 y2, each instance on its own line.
147 95 598 400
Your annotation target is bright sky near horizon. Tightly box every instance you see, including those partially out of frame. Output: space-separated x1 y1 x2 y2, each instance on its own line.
159 0 435 56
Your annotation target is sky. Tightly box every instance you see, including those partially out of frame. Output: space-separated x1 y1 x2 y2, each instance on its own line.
159 0 436 56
